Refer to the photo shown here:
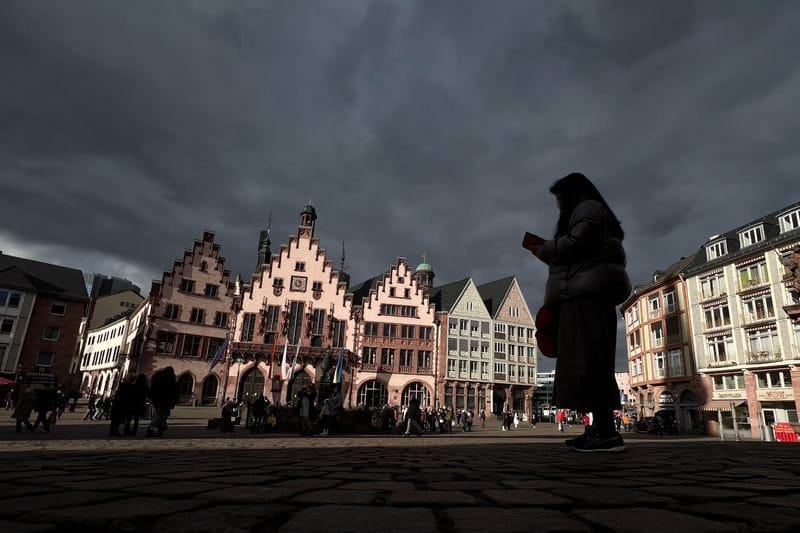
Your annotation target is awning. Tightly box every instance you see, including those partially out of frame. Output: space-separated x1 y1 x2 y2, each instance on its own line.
699 400 747 411
0 376 16 386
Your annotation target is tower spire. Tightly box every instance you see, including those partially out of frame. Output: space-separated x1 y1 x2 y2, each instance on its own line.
340 241 346 272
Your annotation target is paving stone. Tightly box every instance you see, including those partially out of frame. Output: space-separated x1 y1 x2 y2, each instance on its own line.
271 478 342 490
751 494 800 509
290 489 379 505
279 505 436 533
151 470 232 481
53 477 164 491
386 489 478 506
33 496 202 525
446 507 591 533
195 485 301 504
428 480 502 490
201 473 277 485
500 479 584 490
339 481 417 491
0 519 56 532
575 507 745 533
481 489 572 507
0 491 115 516
682 502 800 533
323 472 385 481
124 480 230 497
641 485 754 501
550 485 675 507
152 504 292 533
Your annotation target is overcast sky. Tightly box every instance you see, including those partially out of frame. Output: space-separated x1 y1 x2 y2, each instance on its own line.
2 1 800 370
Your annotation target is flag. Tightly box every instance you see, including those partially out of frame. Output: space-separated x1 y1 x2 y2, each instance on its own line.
288 343 301 378
208 335 229 371
266 340 278 379
332 347 345 384
280 343 288 380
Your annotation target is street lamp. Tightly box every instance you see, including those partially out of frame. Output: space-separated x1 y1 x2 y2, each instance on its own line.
233 354 244 402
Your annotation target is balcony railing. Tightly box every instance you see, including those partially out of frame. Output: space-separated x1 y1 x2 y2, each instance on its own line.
664 303 677 314
707 357 737 368
746 351 782 364
361 363 378 371
652 338 664 348
399 365 413 373
654 368 666 378
740 313 775 325
740 277 767 291
700 290 727 302
649 309 661 319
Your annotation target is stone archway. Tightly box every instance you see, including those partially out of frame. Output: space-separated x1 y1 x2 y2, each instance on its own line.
201 375 219 405
238 367 266 404
357 380 388 409
289 369 313 405
401 382 429 407
177 373 194 405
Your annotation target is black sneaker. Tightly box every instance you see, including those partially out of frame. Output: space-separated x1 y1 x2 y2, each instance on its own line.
567 433 626 453
565 426 596 448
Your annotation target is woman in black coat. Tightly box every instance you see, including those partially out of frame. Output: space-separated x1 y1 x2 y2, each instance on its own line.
529 172 631 453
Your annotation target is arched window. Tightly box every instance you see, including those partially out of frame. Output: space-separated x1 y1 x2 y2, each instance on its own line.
357 380 388 409
178 373 194 399
512 389 525 411
401 382 429 407
201 375 218 405
239 368 265 404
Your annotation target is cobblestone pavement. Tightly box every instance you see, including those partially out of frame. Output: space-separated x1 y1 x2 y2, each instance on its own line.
1 412 799 532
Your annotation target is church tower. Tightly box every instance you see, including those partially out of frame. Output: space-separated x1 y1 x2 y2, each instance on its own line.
412 253 435 292
255 215 272 272
298 203 317 237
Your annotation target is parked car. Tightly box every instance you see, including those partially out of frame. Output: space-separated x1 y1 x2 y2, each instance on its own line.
636 411 679 434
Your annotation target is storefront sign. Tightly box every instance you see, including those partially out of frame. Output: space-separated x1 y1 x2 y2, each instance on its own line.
659 391 675 407
757 389 795 401
712 391 746 400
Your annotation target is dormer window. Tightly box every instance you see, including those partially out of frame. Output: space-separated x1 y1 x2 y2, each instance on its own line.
706 240 727 261
780 208 800 233
739 225 764 248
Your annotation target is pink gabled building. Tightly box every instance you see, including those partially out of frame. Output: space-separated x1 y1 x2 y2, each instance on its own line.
227 205 356 406
138 231 235 406
347 256 438 410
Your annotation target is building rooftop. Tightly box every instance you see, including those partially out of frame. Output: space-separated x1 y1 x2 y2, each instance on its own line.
0 252 88 302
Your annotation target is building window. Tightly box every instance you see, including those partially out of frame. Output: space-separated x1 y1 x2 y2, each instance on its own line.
663 291 676 314
50 302 67 315
399 349 413 367
703 303 731 330
311 309 325 336
665 316 680 345
312 281 323 292
742 294 775 323
1 318 15 335
379 304 417 317
380 348 395 366
400 325 414 339
164 304 180 320
756 370 792 388
156 332 176 354
779 209 800 233
189 308 205 324
213 312 228 328
706 240 728 260
470 321 479 335
382 323 397 338
651 324 663 347
418 327 432 340
707 334 734 364
417 350 431 368
200 261 208 272
494 362 506 375
700 273 726 299
287 302 305 344
494 342 506 353
331 319 346 348
42 326 60 341
626 305 640 326
404 288 410 298
36 351 54 368
240 313 256 342
182 335 202 357
7 293 21 308
449 318 458 332
628 329 641 350
739 225 764 248
265 305 280 332
204 284 218 297
747 327 779 358
648 295 660 318
363 322 379 337
494 323 506 334
295 262 305 272
0 291 7 307
273 278 284 288
362 347 377 365
389 287 396 297
738 262 769 290
713 374 745 390
206 338 224 359
179 279 195 293
654 352 666 377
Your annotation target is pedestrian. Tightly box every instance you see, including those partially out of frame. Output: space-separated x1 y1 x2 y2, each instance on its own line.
12 388 36 433
403 396 424 436
125 374 150 436
513 411 520 429
479 409 486 429
527 172 631 453
329 389 343 435
251 394 267 434
220 398 237 433
32 386 56 432
147 367 178 437
297 387 315 436
109 375 135 436
557 409 566 432
83 392 97 421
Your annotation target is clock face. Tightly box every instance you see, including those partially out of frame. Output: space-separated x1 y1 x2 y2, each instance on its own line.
290 275 307 292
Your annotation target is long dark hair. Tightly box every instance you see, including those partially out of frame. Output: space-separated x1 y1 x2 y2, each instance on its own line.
550 172 624 240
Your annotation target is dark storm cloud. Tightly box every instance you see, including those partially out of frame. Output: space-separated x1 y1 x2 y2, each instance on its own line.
2 0 800 369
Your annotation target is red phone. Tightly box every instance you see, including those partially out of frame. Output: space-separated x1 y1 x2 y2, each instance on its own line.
522 232 545 250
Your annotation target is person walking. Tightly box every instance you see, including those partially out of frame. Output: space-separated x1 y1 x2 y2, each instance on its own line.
403 396 424 436
125 374 150 436
12 388 36 433
109 375 135 436
251 394 267 434
479 409 486 429
527 172 631 453
32 386 56 432
147 367 178 437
